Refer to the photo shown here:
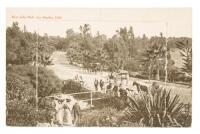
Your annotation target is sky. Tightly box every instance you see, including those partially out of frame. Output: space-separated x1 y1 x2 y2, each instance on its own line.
6 8 192 38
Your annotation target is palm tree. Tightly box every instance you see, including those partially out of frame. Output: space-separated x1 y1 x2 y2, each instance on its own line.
79 24 90 35
139 34 169 81
176 40 192 76
115 27 135 69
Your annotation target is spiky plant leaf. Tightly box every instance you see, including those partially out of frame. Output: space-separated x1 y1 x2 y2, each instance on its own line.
125 88 184 127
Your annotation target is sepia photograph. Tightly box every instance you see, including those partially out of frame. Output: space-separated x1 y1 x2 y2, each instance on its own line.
6 8 192 127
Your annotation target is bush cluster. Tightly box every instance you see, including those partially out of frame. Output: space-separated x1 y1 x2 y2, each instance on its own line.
6 65 62 126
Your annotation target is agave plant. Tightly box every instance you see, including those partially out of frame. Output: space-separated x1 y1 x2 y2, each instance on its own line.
126 88 184 127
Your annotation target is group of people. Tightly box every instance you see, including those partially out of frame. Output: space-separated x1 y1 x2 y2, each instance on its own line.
47 96 81 126
106 79 160 98
94 79 105 91
75 74 84 84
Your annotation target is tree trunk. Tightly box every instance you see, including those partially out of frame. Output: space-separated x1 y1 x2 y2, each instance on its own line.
156 69 160 80
148 66 151 81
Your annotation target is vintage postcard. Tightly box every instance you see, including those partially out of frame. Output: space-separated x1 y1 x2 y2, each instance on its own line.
6 8 192 127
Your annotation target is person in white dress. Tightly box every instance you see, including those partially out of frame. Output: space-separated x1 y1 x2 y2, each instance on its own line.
62 98 73 126
53 98 64 126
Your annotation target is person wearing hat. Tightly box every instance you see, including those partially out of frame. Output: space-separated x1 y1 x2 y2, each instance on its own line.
94 78 99 91
112 84 119 97
62 98 73 126
55 98 64 126
72 102 81 125
100 79 104 91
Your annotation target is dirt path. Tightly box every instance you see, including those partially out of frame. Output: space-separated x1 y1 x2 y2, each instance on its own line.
132 78 192 103
47 51 192 104
47 51 108 90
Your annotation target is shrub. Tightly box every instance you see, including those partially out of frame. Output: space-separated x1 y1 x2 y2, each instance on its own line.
6 100 48 126
7 65 62 97
125 89 186 127
6 72 34 102
36 67 62 97
78 107 121 127
7 100 35 126
6 65 62 126
176 113 192 127
62 79 84 94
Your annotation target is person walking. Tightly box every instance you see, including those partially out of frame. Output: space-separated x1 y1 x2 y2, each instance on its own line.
112 84 119 97
94 79 99 91
62 98 73 126
72 102 81 126
75 74 79 82
56 99 64 126
100 79 104 91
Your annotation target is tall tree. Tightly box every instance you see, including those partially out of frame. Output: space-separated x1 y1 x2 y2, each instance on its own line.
6 22 32 65
139 33 169 81
176 40 192 76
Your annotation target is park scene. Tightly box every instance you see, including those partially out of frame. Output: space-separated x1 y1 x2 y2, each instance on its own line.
6 8 192 127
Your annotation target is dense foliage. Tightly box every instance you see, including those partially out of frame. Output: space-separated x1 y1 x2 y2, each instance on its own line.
6 22 54 66
62 79 86 94
176 40 192 76
7 65 62 97
6 65 63 126
6 22 64 125
54 24 192 82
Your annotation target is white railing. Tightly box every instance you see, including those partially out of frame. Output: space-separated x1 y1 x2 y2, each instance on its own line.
67 90 107 107
47 90 107 108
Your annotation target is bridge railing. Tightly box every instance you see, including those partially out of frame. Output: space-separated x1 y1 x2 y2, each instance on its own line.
61 90 107 107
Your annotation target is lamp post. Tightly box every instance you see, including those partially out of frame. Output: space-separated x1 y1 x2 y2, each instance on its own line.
35 30 39 111
164 22 168 85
